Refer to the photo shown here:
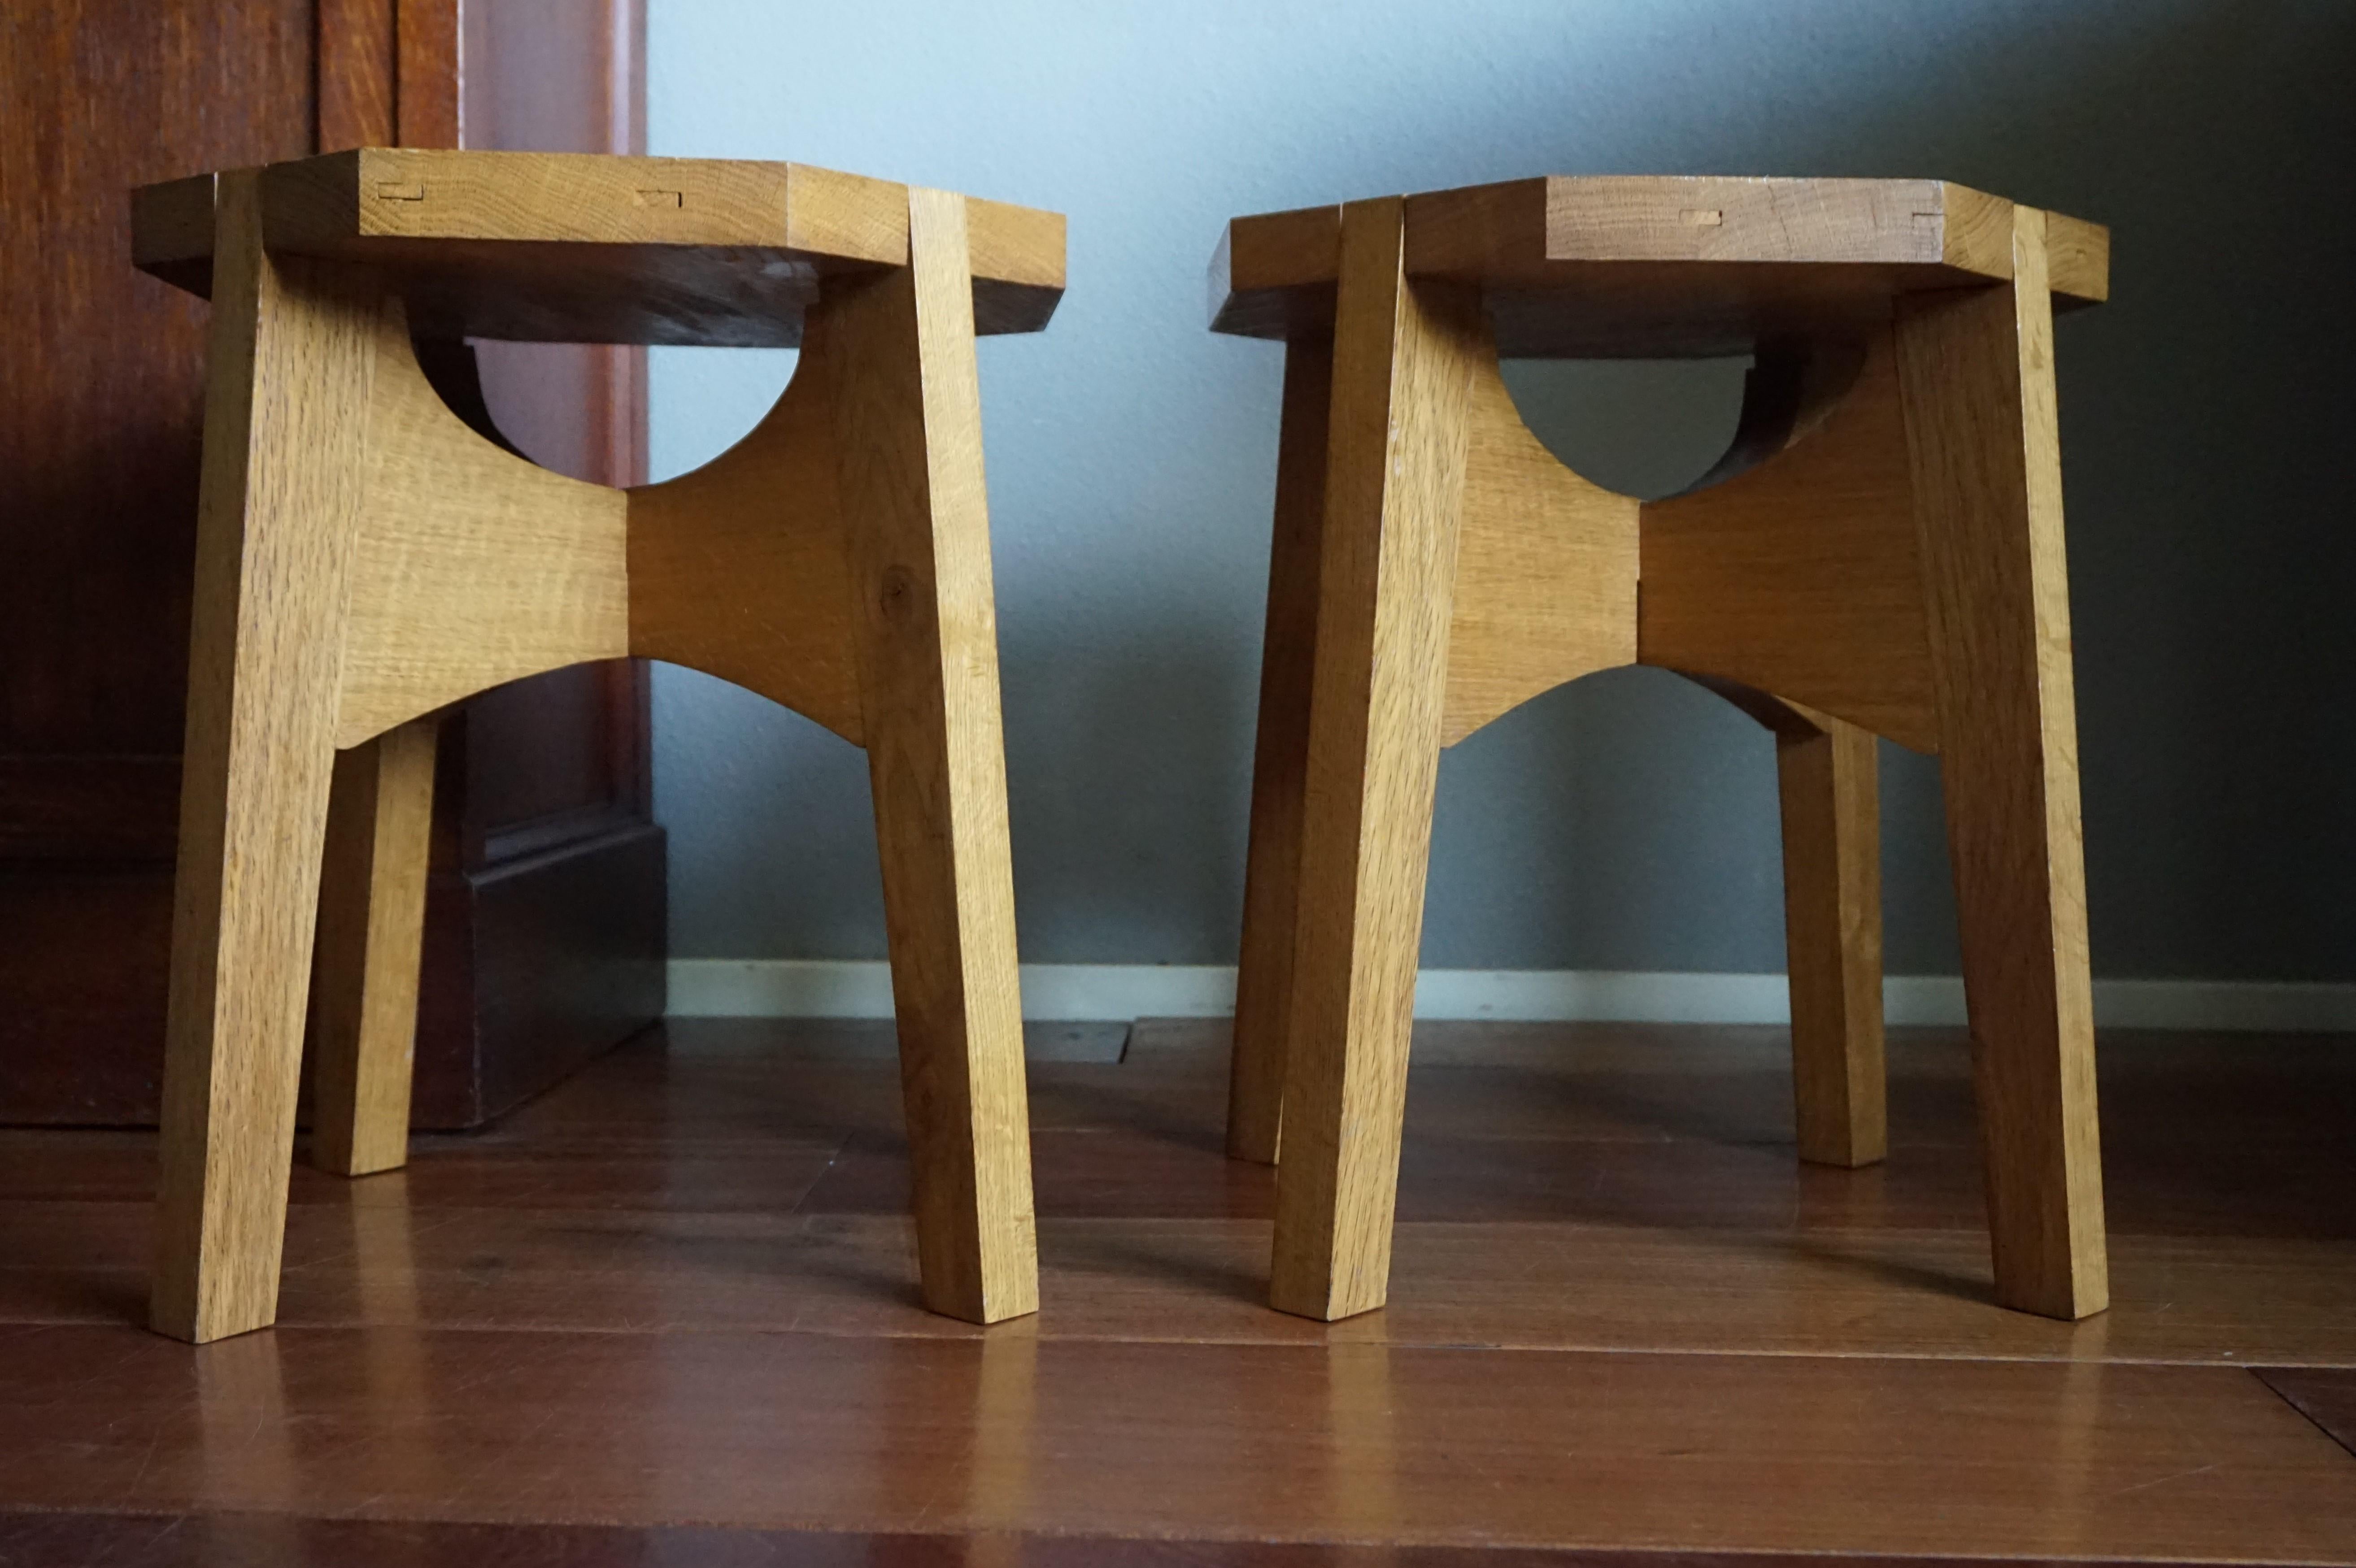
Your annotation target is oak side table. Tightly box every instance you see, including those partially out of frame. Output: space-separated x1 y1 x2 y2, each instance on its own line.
131 149 1063 1342
1211 176 2110 1323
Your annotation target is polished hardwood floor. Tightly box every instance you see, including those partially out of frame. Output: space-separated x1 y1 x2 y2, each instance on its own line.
2 1017 2353 1564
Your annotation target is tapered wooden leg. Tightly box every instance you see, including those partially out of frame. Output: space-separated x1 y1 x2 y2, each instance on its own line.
310 718 438 1177
1896 205 2107 1320
1228 334 1334 1165
1268 199 1479 1322
152 173 379 1343
1776 714 1888 1168
833 187 1037 1325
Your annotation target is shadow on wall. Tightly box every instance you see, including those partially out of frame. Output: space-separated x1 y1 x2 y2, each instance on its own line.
1442 358 1788 977
648 0 2356 985
1446 0 2356 981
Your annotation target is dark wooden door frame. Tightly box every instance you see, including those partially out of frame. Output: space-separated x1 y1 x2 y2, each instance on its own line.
0 0 665 1128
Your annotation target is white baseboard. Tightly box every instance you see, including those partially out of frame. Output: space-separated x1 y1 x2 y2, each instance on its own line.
666 960 2356 1033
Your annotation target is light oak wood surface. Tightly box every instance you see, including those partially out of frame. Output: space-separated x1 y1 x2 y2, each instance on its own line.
1893 205 2106 1319
1640 332 1938 752
1214 175 2108 356
1441 331 1637 745
144 153 1059 1340
1267 199 1480 1320
626 324 865 743
1226 335 1332 1166
336 295 630 746
1769 708 1888 1168
834 189 1038 1324
1213 176 2110 1324
153 172 383 1344
17 1020 2356 1363
133 149 1065 345
308 717 437 1178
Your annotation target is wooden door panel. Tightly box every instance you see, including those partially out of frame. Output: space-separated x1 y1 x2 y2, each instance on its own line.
0 0 662 1127
0 0 313 757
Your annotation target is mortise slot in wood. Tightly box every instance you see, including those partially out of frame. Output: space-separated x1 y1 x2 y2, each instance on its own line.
1680 208 1724 226
375 182 425 201
633 188 683 208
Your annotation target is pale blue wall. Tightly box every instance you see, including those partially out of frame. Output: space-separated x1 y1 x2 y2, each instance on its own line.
647 0 2356 980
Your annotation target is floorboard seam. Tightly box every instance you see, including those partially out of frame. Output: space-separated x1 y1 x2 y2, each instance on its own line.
2248 1367 2356 1463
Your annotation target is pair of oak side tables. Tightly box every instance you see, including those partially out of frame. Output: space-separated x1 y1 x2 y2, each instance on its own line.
129 149 2109 1343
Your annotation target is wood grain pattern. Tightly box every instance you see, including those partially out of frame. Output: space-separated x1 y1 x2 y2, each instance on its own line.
1209 203 1341 341
3 0 665 1137
80 1512 2304 1568
134 150 1067 347
1 1322 2352 1559
1770 707 1887 1168
1212 178 2107 357
1227 336 1332 1164
152 173 383 1344
1269 200 1477 1321
1895 206 2106 1320
335 297 629 747
1217 178 2111 1327
1440 332 1637 744
834 190 1039 1325
17 1514 2049 1568
318 0 397 150
1415 177 1965 272
309 718 437 1177
13 1021 2356 1559
624 353 864 743
1639 332 1939 751
393 0 461 148
2040 212 2112 306
17 1021 2356 1358
151 151 1055 1334
0 0 316 1111
1937 192 2107 309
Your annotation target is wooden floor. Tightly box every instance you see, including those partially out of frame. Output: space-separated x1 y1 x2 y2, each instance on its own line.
3 1018 2354 1565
